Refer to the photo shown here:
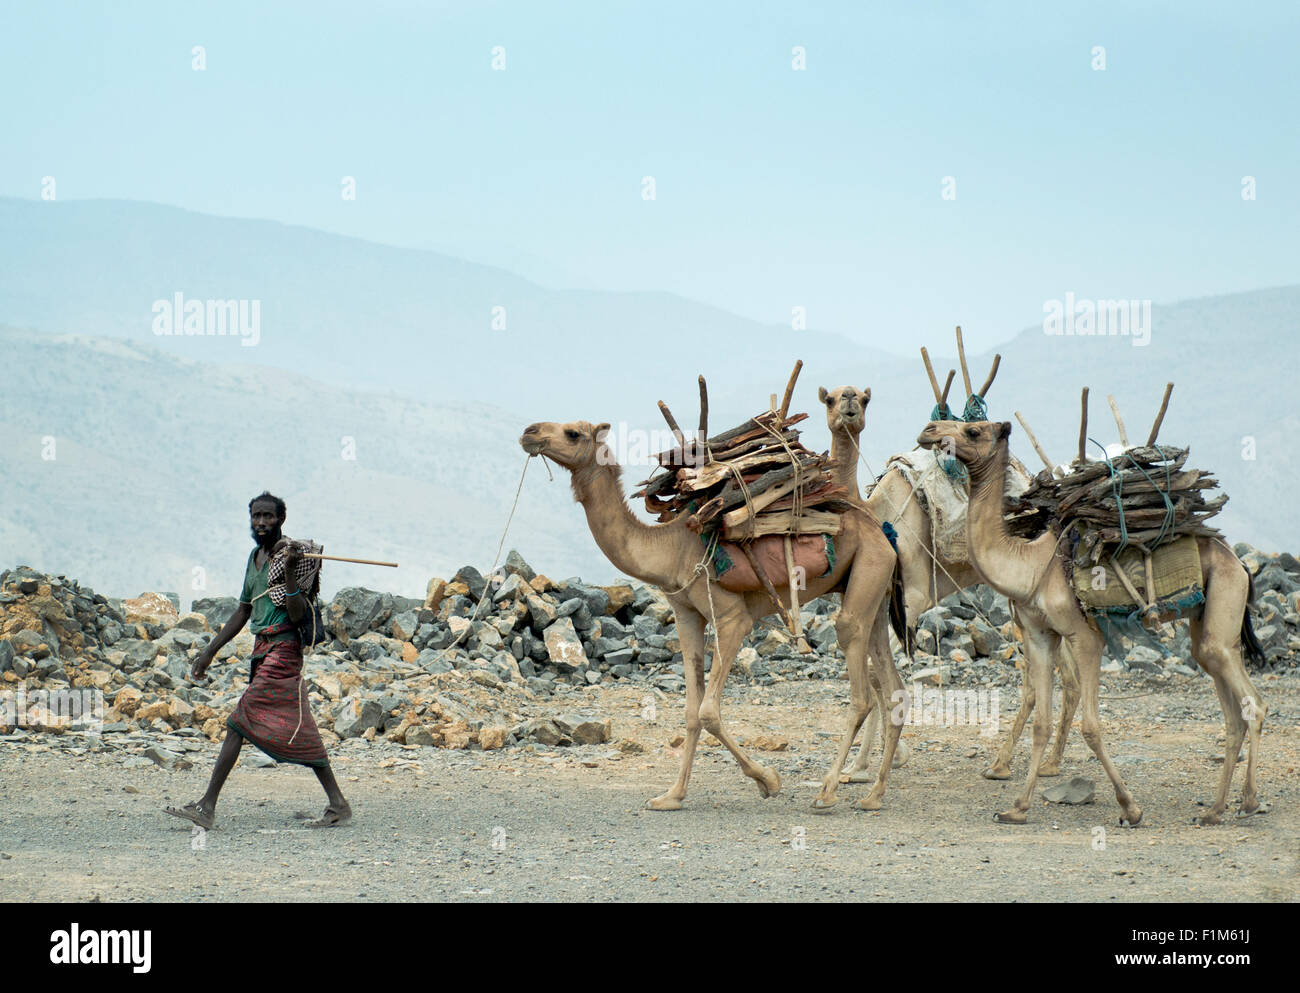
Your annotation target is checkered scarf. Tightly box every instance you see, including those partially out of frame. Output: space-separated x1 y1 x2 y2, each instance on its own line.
266 538 324 605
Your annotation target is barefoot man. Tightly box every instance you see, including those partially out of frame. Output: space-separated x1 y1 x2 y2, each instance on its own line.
164 492 351 830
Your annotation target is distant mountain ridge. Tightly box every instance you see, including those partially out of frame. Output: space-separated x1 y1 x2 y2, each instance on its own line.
1 198 1295 599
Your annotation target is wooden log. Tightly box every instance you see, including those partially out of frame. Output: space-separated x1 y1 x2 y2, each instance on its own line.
978 354 1001 398
1077 387 1089 463
1146 382 1174 447
723 510 842 540
1107 394 1129 448
940 369 956 407
713 455 824 508
955 325 972 397
697 375 709 452
657 400 685 452
1014 411 1056 473
784 536 804 640
779 360 804 420
920 347 943 404
719 474 803 530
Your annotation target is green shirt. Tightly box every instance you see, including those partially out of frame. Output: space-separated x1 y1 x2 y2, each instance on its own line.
238 547 295 640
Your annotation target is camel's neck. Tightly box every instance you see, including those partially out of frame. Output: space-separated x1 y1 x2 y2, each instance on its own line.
570 461 694 588
829 426 862 501
965 441 1047 602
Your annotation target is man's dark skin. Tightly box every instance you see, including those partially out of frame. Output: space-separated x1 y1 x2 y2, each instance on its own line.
180 498 350 828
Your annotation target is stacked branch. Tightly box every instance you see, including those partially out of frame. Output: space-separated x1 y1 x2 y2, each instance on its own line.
631 362 853 540
1004 387 1227 548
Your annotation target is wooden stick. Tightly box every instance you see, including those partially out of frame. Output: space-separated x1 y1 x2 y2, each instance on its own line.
1106 394 1129 447
1146 382 1174 447
657 400 685 453
940 369 956 407
697 375 709 453
1014 411 1055 473
978 354 1001 398
779 360 804 420
738 541 792 627
1077 387 1090 463
955 326 972 398
303 553 398 567
920 347 943 404
783 536 804 640
1143 552 1158 613
1109 553 1147 608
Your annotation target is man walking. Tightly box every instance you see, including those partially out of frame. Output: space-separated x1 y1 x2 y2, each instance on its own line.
163 492 351 829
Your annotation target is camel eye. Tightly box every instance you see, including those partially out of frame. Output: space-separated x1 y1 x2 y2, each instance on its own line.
966 427 979 438
565 429 582 441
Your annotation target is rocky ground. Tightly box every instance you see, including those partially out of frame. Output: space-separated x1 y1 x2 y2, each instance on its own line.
2 548 1298 901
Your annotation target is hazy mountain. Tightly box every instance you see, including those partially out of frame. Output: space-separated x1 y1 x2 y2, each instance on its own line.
0 325 617 605
1 198 1294 603
0 197 886 425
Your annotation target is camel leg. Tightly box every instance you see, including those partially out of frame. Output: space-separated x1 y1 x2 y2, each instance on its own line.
843 614 910 782
812 613 876 811
1189 604 1267 824
1070 626 1142 826
985 662 1034 780
995 627 1055 824
647 610 708 811
839 567 904 812
696 611 780 800
842 667 881 783
1041 639 1080 777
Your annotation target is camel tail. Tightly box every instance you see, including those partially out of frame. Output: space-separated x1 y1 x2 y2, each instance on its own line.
1240 569 1268 669
889 557 913 658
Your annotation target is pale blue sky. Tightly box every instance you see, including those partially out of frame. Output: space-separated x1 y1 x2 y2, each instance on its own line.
3 0 1296 353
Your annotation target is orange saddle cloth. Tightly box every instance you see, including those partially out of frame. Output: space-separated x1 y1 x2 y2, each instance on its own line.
715 533 833 593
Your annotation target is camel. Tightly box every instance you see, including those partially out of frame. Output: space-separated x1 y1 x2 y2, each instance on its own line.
518 418 907 812
917 418 1267 825
819 373 1081 784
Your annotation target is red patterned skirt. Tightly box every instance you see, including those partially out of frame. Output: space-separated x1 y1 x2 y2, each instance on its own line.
227 635 328 768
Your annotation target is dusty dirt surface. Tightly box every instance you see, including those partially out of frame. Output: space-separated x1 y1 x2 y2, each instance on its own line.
2 669 1297 902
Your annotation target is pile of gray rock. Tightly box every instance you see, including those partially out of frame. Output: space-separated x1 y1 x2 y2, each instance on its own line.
2 543 1296 757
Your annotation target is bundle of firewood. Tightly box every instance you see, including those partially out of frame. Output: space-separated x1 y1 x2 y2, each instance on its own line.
1005 385 1226 546
631 362 855 540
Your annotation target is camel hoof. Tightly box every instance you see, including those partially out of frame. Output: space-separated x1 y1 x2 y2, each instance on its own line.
1036 763 1061 777
811 795 837 813
839 769 876 784
755 767 780 798
1237 799 1264 817
645 795 684 811
1196 811 1222 826
853 795 883 812
994 808 1028 825
1120 807 1143 827
982 766 1011 781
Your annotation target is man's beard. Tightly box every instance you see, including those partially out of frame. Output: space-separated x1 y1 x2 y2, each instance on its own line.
251 524 283 549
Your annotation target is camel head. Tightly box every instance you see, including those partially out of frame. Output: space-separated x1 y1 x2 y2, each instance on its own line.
916 419 1012 471
519 420 612 470
818 385 871 437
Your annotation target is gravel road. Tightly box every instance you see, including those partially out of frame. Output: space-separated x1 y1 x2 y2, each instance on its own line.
3 672 1297 902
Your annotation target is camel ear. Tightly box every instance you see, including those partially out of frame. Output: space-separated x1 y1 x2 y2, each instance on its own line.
860 387 871 404
594 422 611 442
997 421 1013 441
818 386 829 404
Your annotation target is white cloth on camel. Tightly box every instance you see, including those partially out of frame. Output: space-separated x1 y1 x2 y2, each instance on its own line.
884 449 1032 564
